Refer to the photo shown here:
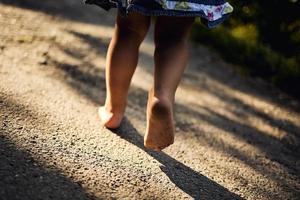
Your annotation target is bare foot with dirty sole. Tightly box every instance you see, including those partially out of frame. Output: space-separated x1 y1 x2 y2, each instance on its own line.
144 89 175 151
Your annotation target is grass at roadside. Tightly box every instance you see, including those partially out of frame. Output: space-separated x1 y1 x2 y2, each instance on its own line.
190 22 300 99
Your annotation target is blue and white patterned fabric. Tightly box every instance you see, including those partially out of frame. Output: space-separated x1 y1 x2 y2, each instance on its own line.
84 0 233 28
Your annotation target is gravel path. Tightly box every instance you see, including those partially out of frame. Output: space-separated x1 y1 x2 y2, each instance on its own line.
0 1 299 199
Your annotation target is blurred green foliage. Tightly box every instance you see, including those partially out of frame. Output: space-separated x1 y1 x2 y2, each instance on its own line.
191 0 300 98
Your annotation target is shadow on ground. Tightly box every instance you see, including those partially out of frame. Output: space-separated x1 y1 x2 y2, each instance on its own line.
0 0 114 26
0 96 99 200
110 118 244 199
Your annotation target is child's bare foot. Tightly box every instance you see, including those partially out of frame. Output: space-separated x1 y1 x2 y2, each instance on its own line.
144 89 174 151
98 103 125 129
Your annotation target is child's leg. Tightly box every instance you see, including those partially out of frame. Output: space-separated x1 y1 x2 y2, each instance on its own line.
144 16 195 151
99 12 150 129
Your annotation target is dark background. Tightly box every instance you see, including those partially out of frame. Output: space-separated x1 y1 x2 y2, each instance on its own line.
191 0 300 98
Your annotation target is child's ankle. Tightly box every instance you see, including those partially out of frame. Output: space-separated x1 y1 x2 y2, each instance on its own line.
149 88 173 106
104 100 127 114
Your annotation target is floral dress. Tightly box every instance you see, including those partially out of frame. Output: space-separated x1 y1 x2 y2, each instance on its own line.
84 0 233 28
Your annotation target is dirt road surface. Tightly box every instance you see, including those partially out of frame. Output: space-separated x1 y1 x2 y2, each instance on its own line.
0 1 299 199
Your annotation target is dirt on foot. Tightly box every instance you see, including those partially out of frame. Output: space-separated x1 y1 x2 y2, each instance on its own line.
0 0 299 199
145 89 175 151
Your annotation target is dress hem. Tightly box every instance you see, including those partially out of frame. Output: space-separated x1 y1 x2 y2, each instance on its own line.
127 3 232 28
84 0 233 28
